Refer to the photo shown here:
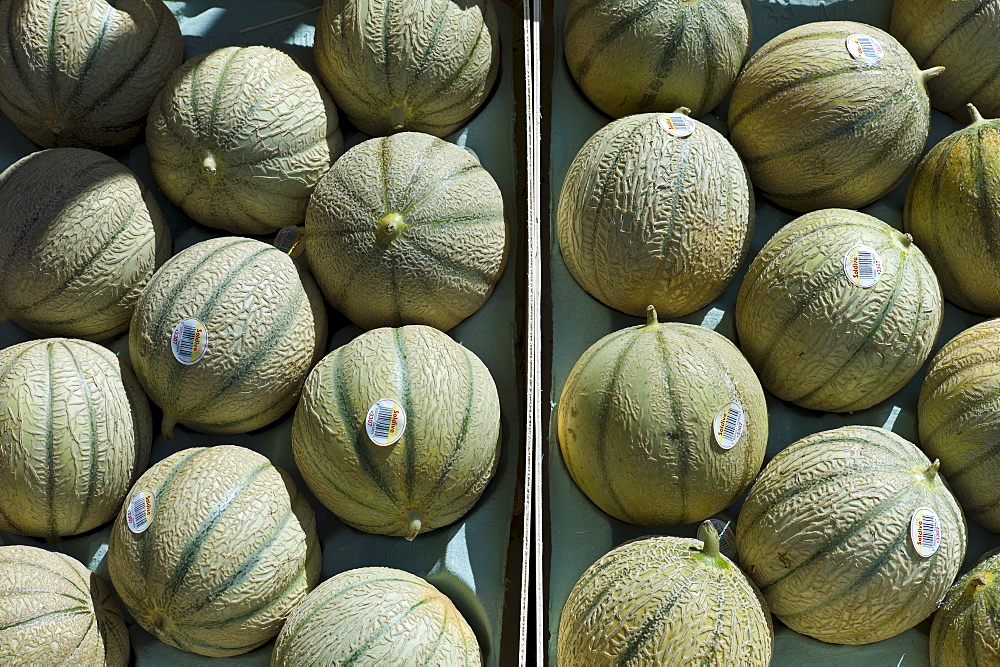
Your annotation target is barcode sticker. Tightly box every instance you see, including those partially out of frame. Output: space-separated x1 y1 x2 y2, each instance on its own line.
846 34 884 65
910 507 941 557
657 113 695 138
707 518 738 560
713 402 746 450
365 398 407 446
126 489 155 534
171 318 209 365
273 226 305 258
843 244 884 288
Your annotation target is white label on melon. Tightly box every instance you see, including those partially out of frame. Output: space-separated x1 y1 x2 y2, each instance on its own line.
910 507 941 557
273 226 305 258
707 519 738 560
657 113 694 138
713 402 746 450
126 489 155 534
846 34 884 64
171 318 209 365
843 245 884 288
366 398 407 446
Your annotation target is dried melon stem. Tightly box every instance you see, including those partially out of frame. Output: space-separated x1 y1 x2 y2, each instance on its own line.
376 212 407 245
202 152 218 176
969 573 993 593
161 412 179 442
694 521 727 568
645 305 658 326
388 105 408 131
921 66 945 83
404 509 423 541
968 103 988 126
924 459 940 481
153 611 174 634
672 106 692 116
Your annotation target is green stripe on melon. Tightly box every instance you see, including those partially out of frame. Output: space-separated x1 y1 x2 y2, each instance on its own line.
904 104 1000 314
292 324 501 540
0 545 129 665
272 566 481 665
0 338 151 539
736 426 966 645
0 0 182 148
728 21 940 211
107 445 321 658
919 319 1000 531
891 0 1000 117
128 237 327 439
563 0 751 118
735 208 943 412
929 548 1000 665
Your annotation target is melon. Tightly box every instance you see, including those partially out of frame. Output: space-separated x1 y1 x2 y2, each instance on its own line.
558 521 773 665
892 0 1000 117
728 21 941 211
128 237 327 439
305 131 507 331
558 306 767 525
919 319 1000 532
0 0 182 148
904 104 1000 315
107 445 321 657
146 45 343 234
292 324 500 541
0 338 151 539
557 110 754 318
563 0 751 118
272 567 481 665
314 0 500 137
929 547 1000 665
0 147 171 341
735 208 943 413
0 545 129 665
736 425 967 645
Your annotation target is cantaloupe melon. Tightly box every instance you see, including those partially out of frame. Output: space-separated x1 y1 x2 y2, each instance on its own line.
0 338 151 539
919 319 1000 532
904 104 1000 315
558 521 773 665
728 21 941 211
272 567 482 665
0 148 171 341
314 0 500 137
0 0 182 148
305 131 507 331
557 110 754 318
292 324 500 541
128 237 327 439
892 0 1000 117
735 208 943 413
929 547 1000 665
737 425 966 645
558 306 767 525
0 545 129 665
147 45 343 234
563 0 752 118
107 445 321 657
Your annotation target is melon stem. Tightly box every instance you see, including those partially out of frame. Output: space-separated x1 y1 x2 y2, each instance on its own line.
968 103 988 126
920 66 945 83
202 153 218 176
672 106 692 116
645 305 658 326
924 459 940 481
697 520 721 558
970 574 990 592
404 509 423 541
162 412 178 442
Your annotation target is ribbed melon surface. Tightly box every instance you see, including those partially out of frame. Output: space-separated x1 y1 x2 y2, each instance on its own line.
0 147 171 341
147 45 343 234
292 324 501 540
904 105 1000 315
930 548 1000 666
272 567 482 665
892 0 1000 117
0 338 151 538
563 0 751 118
728 21 938 211
0 545 129 665
314 0 500 137
919 319 1000 532
128 237 327 438
305 131 507 332
0 0 182 148
737 425 966 645
558 522 773 665
557 111 753 318
736 208 942 412
107 445 321 657
558 307 767 525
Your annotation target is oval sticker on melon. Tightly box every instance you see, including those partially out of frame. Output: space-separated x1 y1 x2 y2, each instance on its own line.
657 113 694 138
713 402 746 450
126 489 156 534
171 318 208 365
366 398 407 446
846 34 884 65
